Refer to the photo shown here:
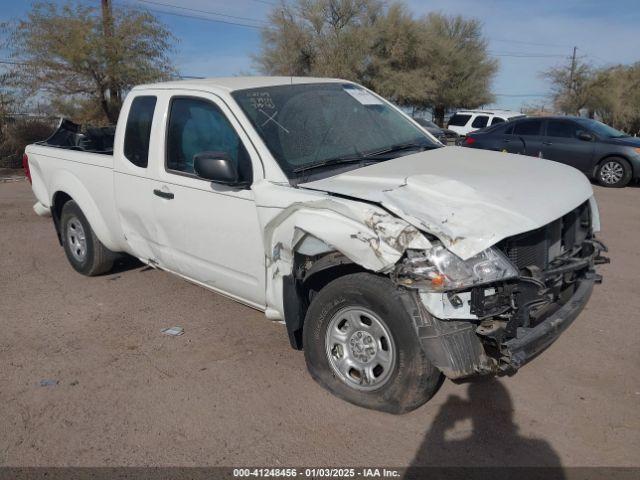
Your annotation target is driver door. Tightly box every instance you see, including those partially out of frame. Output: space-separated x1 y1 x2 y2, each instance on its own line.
149 92 266 308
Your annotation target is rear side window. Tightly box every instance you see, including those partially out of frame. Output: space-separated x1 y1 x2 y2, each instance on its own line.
448 114 471 127
166 97 252 182
124 96 157 168
471 115 489 128
513 119 542 136
491 117 505 125
546 120 579 138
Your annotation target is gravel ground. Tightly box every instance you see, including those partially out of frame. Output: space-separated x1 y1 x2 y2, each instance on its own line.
0 179 638 467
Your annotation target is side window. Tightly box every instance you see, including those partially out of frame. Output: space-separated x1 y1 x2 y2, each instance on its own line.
491 117 505 125
513 119 542 136
447 114 472 127
124 96 157 168
471 115 489 128
166 97 252 182
546 120 578 138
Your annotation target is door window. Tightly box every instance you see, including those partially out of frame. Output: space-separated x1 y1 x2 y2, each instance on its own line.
471 115 489 128
491 117 505 125
123 96 157 168
513 119 542 136
166 97 252 182
546 120 579 138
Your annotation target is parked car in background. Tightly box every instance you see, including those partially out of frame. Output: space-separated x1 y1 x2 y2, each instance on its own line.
462 116 640 187
413 117 459 145
447 109 525 136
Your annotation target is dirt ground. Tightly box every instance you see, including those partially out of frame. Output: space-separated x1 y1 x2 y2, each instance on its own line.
0 179 638 467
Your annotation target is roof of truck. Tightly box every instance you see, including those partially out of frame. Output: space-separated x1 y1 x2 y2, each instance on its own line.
134 76 349 93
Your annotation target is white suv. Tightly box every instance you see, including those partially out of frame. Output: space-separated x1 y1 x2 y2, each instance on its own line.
447 110 525 136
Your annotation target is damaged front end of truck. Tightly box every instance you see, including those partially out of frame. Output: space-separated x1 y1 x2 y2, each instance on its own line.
263 187 608 381
393 200 609 378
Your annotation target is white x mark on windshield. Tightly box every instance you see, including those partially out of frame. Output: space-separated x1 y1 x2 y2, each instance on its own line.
259 109 290 134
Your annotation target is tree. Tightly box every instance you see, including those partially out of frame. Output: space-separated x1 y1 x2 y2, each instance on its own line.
588 63 640 134
255 1 497 126
544 56 640 135
4 1 176 124
378 12 497 126
256 0 384 80
544 56 597 116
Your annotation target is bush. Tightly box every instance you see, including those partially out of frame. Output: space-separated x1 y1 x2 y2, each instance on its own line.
0 118 56 168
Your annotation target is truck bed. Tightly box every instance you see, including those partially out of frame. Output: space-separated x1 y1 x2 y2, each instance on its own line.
38 118 115 155
25 138 124 253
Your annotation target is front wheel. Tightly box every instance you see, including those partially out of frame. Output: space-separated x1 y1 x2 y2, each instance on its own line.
596 157 632 187
303 273 443 414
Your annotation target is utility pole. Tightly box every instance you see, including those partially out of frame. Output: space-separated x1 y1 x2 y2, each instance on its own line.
569 46 577 93
101 0 119 122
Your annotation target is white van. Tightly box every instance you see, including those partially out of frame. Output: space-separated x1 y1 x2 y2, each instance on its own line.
447 109 525 136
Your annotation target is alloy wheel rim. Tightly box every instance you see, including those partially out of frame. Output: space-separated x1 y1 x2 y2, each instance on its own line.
66 216 87 262
600 161 624 184
325 306 396 391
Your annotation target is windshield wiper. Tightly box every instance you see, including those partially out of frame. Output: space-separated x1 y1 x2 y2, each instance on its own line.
292 141 436 174
362 142 435 158
292 153 365 173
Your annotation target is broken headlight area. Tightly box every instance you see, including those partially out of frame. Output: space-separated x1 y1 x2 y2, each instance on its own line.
393 243 519 292
405 236 609 379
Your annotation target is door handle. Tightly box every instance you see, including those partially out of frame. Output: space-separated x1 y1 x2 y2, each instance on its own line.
502 139 511 143
153 189 174 200
542 141 553 146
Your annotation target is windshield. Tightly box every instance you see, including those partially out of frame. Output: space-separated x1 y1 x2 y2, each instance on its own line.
577 118 628 138
416 118 439 129
232 83 438 178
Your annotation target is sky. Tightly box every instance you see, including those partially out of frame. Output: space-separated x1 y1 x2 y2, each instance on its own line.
1 0 639 112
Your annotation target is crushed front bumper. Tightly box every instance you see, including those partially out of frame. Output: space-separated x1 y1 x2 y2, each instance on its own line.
500 274 594 370
406 241 607 380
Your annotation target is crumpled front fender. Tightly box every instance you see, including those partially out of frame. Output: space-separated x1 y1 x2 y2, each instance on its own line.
256 184 432 320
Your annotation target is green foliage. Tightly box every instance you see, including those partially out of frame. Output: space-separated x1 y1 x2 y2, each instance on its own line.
545 59 640 134
0 119 55 168
255 0 497 125
544 57 596 115
257 0 384 80
4 1 176 124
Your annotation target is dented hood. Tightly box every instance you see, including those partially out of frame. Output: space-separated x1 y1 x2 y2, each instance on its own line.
300 147 594 260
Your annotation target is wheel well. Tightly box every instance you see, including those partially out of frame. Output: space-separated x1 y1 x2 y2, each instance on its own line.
51 191 73 244
282 251 368 350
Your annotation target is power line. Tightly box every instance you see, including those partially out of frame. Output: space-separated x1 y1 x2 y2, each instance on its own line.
116 1 265 29
135 0 269 26
489 51 568 58
489 37 572 48
494 93 548 97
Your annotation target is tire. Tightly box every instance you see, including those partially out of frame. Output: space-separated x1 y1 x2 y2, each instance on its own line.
60 200 115 276
596 157 632 188
303 273 443 414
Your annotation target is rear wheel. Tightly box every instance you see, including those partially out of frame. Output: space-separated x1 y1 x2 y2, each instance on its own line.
596 157 632 187
60 200 115 276
303 273 443 414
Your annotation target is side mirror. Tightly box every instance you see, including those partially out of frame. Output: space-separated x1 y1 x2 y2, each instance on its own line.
578 131 594 142
193 151 243 185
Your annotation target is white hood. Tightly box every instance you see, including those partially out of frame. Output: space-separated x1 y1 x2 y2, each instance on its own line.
300 147 595 260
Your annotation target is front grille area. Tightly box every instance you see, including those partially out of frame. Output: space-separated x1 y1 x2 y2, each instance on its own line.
497 201 591 271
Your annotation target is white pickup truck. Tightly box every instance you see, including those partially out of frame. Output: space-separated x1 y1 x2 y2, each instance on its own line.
25 77 608 413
